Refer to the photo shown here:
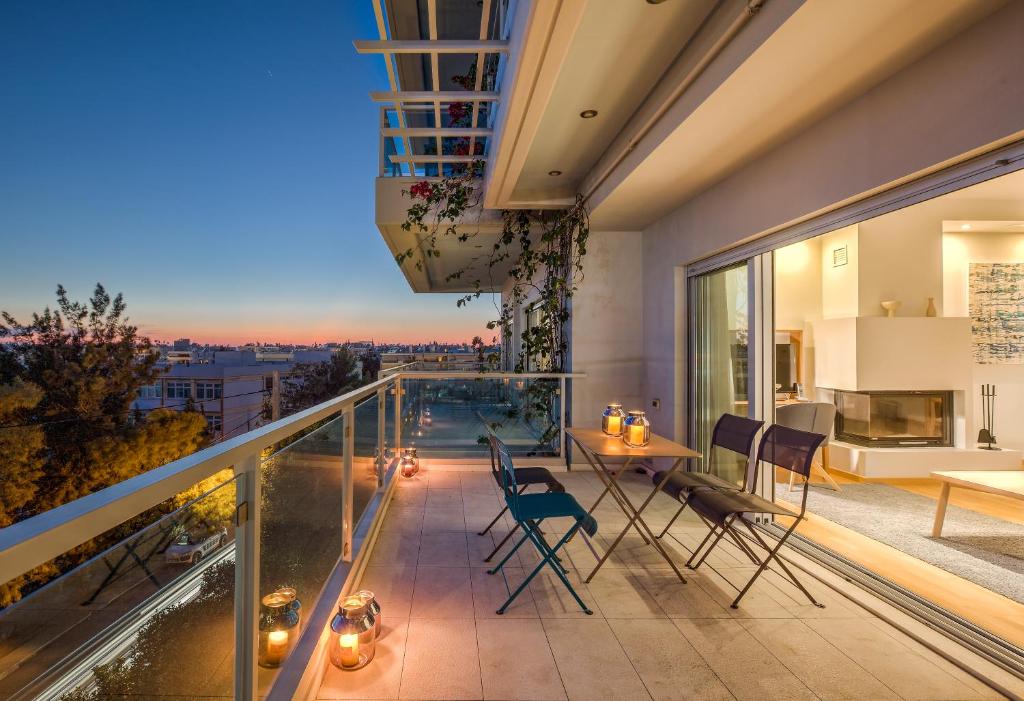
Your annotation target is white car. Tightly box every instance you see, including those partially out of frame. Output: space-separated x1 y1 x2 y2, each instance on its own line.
164 528 228 565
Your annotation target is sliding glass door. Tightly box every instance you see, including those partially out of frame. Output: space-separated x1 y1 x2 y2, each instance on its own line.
690 262 753 485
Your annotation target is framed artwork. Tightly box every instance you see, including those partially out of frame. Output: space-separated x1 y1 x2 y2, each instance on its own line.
969 262 1024 363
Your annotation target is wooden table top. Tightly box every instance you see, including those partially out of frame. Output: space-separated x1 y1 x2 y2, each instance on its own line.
566 427 701 459
931 470 1024 499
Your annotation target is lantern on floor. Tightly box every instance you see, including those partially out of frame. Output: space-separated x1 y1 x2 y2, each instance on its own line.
400 447 419 478
622 410 650 448
355 589 382 638
258 591 300 668
329 595 376 670
601 403 626 436
278 586 301 628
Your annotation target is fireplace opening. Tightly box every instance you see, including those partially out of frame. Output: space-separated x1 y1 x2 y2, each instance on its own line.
834 390 953 447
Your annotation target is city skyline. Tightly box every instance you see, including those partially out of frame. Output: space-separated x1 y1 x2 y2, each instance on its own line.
0 2 493 344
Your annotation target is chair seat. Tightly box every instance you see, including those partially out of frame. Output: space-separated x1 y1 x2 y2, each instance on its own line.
688 489 795 526
512 493 598 536
489 465 564 492
653 469 740 500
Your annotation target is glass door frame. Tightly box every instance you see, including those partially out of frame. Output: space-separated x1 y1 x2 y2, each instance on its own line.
687 253 775 507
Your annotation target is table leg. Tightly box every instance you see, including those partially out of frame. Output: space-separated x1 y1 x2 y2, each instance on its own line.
932 482 952 538
586 458 689 583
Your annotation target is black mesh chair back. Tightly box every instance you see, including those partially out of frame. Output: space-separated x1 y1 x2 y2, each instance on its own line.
488 434 520 512
709 413 764 487
754 424 826 513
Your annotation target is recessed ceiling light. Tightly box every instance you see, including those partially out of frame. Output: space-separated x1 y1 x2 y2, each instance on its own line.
646 0 669 3
960 223 972 230
548 170 562 176
579 109 598 119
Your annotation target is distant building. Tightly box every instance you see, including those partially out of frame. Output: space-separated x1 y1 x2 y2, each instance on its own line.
172 338 191 351
133 364 287 439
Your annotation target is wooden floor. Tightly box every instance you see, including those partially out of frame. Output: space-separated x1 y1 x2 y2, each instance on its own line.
779 470 1024 650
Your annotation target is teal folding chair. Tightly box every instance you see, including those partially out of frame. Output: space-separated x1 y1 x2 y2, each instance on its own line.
486 435 598 615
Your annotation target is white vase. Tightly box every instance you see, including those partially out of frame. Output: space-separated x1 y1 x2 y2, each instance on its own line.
926 297 937 317
880 300 901 318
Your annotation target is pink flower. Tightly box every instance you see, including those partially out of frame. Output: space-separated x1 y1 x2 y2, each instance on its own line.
410 181 434 199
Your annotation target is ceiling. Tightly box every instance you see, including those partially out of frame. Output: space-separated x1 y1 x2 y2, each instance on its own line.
586 0 1007 229
502 0 719 204
943 221 1024 234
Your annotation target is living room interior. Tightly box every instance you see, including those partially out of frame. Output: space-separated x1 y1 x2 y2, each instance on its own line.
770 167 1024 648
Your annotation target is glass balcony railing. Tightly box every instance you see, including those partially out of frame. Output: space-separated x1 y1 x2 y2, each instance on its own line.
0 370 580 701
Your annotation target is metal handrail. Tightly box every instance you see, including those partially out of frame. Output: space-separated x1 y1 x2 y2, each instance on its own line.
0 370 581 584
0 368 582 700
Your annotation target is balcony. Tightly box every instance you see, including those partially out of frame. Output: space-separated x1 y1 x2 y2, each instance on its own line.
2 370 1019 700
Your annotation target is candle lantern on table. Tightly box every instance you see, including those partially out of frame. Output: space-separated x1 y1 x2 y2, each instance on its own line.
622 410 650 448
601 403 625 436
329 595 376 670
355 589 382 638
258 591 300 668
400 447 419 478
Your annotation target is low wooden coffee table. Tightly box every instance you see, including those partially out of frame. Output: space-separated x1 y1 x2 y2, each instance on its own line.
930 470 1024 537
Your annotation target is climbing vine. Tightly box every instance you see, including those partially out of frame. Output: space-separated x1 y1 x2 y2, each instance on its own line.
397 164 589 451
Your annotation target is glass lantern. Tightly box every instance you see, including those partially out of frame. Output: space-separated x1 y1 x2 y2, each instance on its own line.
355 589 382 638
258 591 300 668
601 403 626 436
278 586 301 628
622 410 651 448
329 595 376 670
400 447 419 478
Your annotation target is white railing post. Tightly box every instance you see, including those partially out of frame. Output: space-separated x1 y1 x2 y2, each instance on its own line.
393 377 402 453
341 407 355 562
234 452 261 701
377 388 387 486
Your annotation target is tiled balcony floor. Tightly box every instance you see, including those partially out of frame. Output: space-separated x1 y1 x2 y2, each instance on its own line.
319 468 1004 701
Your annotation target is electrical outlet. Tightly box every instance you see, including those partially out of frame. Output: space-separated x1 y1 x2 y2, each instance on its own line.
652 398 661 409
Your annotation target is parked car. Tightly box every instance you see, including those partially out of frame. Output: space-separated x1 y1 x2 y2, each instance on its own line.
164 527 228 565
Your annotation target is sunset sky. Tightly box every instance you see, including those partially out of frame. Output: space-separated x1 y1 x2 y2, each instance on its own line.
0 2 494 345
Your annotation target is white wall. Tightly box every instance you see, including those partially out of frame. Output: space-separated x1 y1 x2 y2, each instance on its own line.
944 231 1024 450
820 225 859 319
639 1 1024 442
569 230 646 428
858 209 944 318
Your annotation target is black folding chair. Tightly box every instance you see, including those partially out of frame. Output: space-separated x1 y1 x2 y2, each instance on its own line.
655 413 764 538
686 424 827 609
479 428 565 563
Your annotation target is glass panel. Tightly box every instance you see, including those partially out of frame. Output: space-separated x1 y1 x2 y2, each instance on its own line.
401 377 560 458
353 397 382 524
0 474 238 699
258 414 345 688
692 263 751 484
437 0 484 40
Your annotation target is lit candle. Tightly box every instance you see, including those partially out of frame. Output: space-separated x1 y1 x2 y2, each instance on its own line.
339 632 360 668
605 415 622 435
266 630 288 665
628 423 645 447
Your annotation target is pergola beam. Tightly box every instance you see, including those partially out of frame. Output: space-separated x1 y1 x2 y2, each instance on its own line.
370 91 500 103
383 128 492 138
389 155 486 164
354 40 509 54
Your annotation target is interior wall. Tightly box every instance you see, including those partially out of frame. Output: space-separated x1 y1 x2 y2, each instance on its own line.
858 210 944 318
639 1 1024 442
944 230 1024 450
819 225 859 319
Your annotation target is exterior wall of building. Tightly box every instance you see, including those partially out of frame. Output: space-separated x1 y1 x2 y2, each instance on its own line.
568 230 645 429
639 1 1024 442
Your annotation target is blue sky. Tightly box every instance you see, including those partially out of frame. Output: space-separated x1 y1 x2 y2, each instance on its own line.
0 1 493 344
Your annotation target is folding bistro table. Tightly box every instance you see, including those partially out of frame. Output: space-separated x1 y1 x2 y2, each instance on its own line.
565 427 700 583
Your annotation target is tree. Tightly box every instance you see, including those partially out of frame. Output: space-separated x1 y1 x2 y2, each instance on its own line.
279 349 361 415
0 379 44 527
0 285 210 605
359 348 381 382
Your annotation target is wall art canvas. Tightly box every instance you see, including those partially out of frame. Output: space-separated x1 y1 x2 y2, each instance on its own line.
970 262 1024 364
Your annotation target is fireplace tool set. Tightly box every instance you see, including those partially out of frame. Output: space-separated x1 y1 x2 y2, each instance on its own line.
978 384 999 450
